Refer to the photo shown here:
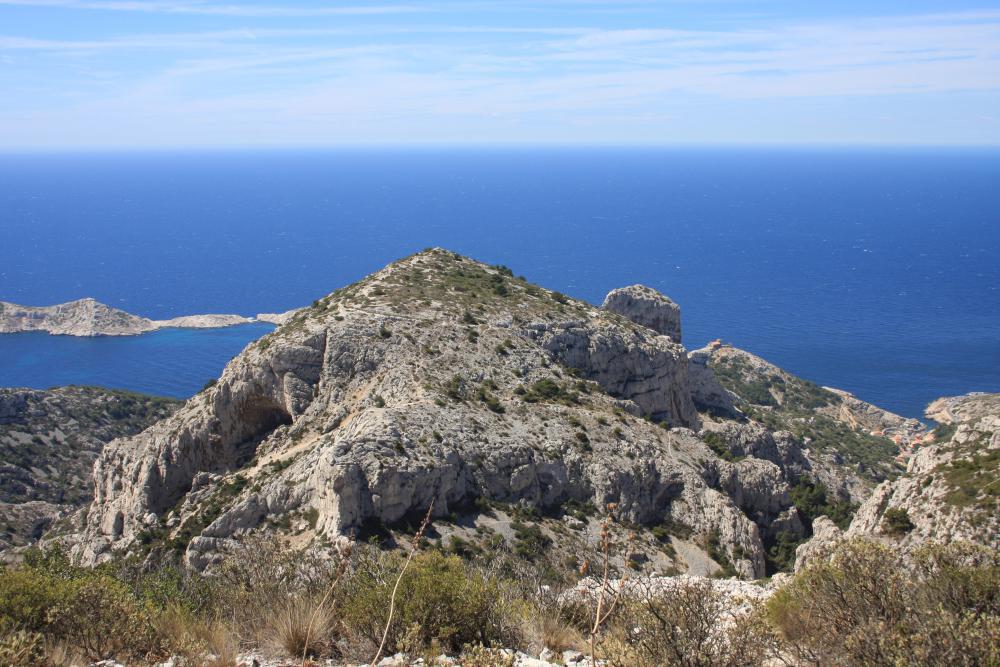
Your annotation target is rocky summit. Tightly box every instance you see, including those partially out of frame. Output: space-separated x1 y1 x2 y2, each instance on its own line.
56 249 985 580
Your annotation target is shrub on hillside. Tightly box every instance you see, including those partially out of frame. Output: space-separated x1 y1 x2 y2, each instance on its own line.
0 548 163 663
767 538 1000 666
881 507 915 535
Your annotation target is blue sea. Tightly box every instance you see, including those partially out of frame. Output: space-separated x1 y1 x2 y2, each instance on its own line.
1 148 998 419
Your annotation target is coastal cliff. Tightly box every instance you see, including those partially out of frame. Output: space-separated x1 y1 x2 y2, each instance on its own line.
0 298 298 337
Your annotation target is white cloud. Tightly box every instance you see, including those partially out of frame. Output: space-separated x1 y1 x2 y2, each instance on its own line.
2 6 1000 145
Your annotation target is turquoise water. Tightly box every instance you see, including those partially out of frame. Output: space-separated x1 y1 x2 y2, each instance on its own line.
1 148 998 417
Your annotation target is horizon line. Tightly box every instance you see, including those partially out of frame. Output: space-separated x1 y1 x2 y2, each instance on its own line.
3 141 1000 154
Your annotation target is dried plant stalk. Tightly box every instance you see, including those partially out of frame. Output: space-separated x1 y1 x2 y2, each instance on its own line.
369 499 436 666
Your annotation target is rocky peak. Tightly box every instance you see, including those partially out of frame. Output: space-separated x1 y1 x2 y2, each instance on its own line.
59 249 968 583
69 250 774 575
601 284 682 343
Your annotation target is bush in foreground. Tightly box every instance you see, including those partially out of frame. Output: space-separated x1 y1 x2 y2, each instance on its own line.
0 535 997 665
768 538 1000 666
599 578 776 667
341 549 523 655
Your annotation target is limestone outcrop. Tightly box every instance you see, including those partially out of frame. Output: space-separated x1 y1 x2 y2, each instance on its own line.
601 285 682 343
846 393 999 549
0 298 157 336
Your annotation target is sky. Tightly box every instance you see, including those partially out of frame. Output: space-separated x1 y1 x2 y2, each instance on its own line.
1 1 1000 148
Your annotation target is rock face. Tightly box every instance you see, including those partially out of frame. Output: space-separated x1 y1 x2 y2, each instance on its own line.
793 516 843 572
0 387 180 550
0 298 296 337
602 285 682 343
846 392 999 550
63 250 931 580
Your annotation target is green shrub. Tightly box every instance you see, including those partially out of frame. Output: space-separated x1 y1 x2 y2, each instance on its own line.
881 507 915 535
603 579 775 666
512 521 552 560
0 566 70 632
47 574 162 662
341 550 521 654
0 548 163 662
520 379 578 405
931 422 958 442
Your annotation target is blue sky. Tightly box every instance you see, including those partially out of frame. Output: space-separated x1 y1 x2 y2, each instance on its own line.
2 1 1000 147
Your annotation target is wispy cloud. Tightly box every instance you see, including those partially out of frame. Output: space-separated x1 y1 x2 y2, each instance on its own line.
0 0 429 16
2 3 1000 146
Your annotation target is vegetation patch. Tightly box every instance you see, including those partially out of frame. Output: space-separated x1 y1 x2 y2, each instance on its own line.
881 507 915 535
936 445 1000 511
518 378 580 405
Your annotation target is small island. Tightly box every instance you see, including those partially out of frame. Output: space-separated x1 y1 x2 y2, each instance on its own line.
0 297 296 337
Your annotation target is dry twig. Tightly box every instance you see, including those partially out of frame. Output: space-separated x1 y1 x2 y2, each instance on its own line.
586 504 635 665
300 539 353 666
369 499 436 666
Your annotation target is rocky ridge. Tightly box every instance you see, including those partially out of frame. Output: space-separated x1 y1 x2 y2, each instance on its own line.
0 298 298 337
59 250 925 580
790 391 1000 571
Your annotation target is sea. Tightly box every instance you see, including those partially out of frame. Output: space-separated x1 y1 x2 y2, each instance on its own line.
1 148 998 420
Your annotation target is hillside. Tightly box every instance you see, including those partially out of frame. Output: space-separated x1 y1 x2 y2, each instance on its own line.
60 249 931 581
846 392 999 548
0 386 179 550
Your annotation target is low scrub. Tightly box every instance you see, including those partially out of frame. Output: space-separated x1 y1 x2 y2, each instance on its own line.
0 549 164 663
768 538 1000 666
1 533 996 666
601 579 776 667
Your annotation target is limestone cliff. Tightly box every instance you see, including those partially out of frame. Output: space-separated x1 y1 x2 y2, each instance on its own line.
602 285 682 343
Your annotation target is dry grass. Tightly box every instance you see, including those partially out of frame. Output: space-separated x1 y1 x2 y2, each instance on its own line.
154 605 240 666
265 596 336 660
522 609 586 655
42 641 75 667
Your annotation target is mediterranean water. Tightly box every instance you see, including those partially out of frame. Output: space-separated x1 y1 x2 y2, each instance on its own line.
1 148 998 419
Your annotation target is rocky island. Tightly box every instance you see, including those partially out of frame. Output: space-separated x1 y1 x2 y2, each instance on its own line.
0 249 996 666
0 298 297 337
